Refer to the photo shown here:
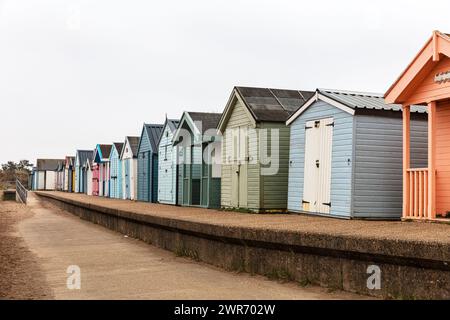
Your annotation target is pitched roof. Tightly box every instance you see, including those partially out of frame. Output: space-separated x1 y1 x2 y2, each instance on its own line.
113 142 124 155
56 161 65 171
157 118 180 147
320 89 427 113
287 89 427 125
76 150 94 167
235 86 315 122
167 119 180 133
98 144 112 159
143 123 164 152
385 30 450 104
127 136 140 156
65 156 75 167
36 159 64 171
187 112 222 133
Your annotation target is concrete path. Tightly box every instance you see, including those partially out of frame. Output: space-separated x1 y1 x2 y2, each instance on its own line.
13 194 366 300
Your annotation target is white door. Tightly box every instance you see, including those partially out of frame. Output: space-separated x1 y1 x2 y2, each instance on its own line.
302 118 333 214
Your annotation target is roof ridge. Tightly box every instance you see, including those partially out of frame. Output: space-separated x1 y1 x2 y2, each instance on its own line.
319 88 384 98
144 123 164 127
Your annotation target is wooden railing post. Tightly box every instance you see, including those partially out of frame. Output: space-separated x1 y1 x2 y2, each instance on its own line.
403 105 411 218
428 102 437 219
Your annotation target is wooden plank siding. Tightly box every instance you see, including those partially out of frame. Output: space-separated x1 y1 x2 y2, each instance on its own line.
353 111 428 218
405 59 450 105
260 122 290 210
221 98 260 210
158 124 176 204
109 145 122 199
137 131 152 202
435 100 450 215
287 100 354 218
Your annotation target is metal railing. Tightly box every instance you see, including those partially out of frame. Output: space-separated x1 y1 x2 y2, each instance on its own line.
16 179 28 204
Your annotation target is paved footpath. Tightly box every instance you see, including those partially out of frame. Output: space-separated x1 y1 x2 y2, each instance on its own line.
6 194 368 300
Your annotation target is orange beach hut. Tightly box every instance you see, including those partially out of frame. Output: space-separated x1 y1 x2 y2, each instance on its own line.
385 31 450 220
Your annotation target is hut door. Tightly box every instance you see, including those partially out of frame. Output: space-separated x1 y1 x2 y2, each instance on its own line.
231 127 248 208
125 159 130 199
303 118 333 214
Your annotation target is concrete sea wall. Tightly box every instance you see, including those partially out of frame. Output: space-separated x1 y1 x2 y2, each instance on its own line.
35 192 450 299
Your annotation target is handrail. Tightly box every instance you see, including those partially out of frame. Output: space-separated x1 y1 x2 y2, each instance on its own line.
16 179 28 204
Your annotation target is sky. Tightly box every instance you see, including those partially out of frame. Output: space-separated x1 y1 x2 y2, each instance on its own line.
0 0 449 165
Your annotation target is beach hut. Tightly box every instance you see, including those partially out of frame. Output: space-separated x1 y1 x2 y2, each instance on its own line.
109 142 124 199
120 136 140 200
55 161 65 191
92 162 99 196
286 89 428 219
157 118 180 205
63 156 75 192
385 31 450 220
217 86 314 212
93 144 112 197
173 112 222 208
33 159 64 190
75 150 94 193
137 123 164 203
85 157 94 196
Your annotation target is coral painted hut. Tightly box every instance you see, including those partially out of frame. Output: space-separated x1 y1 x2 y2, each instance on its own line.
385 31 450 220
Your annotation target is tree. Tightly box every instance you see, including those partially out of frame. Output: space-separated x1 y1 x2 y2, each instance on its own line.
0 160 33 189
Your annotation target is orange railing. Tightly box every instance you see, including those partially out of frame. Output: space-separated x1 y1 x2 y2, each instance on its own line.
406 168 429 219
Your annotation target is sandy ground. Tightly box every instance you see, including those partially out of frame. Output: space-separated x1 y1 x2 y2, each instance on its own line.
37 192 450 245
0 201 52 299
0 195 368 300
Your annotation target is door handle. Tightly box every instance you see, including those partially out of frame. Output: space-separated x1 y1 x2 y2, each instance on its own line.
316 160 320 168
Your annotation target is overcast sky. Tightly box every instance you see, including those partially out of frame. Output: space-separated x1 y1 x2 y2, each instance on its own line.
0 0 449 165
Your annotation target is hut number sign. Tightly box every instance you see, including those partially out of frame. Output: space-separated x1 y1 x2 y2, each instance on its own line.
435 71 450 84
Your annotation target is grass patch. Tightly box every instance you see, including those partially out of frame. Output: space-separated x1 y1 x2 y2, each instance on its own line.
298 278 311 287
265 269 294 283
221 207 256 214
175 247 200 261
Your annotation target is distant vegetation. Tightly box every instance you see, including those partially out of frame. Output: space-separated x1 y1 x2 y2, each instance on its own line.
0 160 32 190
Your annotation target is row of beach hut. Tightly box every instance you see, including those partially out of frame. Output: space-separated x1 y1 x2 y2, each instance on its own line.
31 31 450 221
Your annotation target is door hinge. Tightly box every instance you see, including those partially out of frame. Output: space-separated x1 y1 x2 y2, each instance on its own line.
322 202 331 207
302 200 310 204
305 126 313 130
326 122 335 127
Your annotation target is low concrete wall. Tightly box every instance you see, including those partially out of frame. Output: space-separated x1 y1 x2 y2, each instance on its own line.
36 192 450 299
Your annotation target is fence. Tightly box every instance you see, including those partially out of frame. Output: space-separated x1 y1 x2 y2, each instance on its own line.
16 179 28 204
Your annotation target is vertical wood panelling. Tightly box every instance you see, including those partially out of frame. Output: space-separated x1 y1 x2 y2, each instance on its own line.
221 99 260 210
353 112 428 218
435 100 450 216
288 100 354 217
137 131 151 202
158 125 178 204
